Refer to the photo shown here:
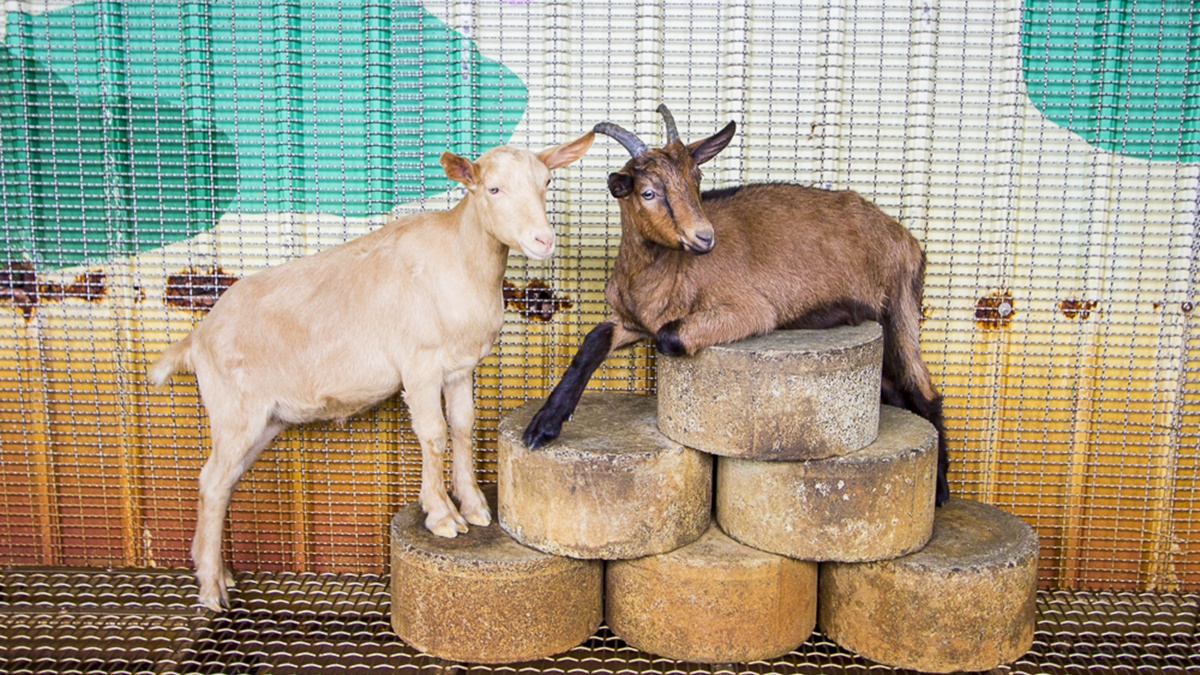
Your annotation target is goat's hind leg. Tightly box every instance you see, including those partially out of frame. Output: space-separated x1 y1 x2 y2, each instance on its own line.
444 369 489 527
897 384 949 507
880 264 951 505
881 318 950 505
193 411 285 611
405 374 467 537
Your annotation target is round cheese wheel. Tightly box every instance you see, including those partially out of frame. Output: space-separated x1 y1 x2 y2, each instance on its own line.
498 393 711 559
390 487 602 664
717 405 938 562
819 498 1039 673
606 523 817 662
658 323 882 460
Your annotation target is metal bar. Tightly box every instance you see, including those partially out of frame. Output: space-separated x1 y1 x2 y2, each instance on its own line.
4 9 60 567
21 321 57 565
96 0 142 570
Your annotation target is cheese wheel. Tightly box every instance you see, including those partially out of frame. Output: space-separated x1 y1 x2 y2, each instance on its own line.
390 487 602 664
819 498 1039 673
658 324 882 460
606 523 817 662
717 405 937 561
498 393 711 559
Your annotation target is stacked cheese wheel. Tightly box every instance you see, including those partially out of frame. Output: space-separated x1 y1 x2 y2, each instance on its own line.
391 323 1038 671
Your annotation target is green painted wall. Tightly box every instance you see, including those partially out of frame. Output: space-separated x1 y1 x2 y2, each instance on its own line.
1022 0 1198 163
1 1 527 268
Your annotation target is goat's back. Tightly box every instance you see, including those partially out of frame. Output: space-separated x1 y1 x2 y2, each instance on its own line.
697 183 924 314
182 212 506 424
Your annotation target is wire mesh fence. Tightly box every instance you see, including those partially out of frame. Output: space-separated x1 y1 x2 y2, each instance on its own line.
0 0 1197 596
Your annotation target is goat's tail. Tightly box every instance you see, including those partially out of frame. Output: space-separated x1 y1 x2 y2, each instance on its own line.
147 334 194 389
881 261 935 405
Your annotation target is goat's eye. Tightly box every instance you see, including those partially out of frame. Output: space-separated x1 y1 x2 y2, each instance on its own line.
641 189 655 200
488 187 501 195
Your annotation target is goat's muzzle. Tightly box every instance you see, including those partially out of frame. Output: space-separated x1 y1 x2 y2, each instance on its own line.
682 227 715 255
518 226 556 260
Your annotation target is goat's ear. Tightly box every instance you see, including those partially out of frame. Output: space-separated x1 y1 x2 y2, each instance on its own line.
607 172 634 198
538 132 595 170
687 121 737 166
440 152 477 186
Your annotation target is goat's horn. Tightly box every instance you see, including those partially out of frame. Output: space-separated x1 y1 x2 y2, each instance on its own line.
657 104 680 145
593 122 649 158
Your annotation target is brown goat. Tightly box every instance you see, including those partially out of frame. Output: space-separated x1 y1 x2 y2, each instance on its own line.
522 105 948 505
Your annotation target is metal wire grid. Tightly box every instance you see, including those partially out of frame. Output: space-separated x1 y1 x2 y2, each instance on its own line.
0 569 1196 675
0 0 1198 592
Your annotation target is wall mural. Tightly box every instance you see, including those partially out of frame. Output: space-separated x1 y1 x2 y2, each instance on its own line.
3 0 1194 271
0 1 527 269
0 0 1196 589
1022 0 1197 164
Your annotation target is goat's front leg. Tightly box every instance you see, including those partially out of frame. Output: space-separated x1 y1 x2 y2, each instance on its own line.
655 301 776 356
523 317 646 449
444 369 489 527
405 374 468 537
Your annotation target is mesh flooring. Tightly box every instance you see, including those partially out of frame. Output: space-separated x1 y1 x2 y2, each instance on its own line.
0 570 1195 675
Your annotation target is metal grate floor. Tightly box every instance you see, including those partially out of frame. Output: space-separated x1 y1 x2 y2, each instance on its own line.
0 570 1196 674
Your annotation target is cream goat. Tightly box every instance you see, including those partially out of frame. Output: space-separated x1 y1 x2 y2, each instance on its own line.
149 133 595 611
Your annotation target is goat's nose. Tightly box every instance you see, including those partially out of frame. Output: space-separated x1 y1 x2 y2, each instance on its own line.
534 232 555 248
686 229 714 254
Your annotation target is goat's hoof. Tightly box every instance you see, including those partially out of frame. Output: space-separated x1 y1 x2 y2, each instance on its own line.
199 595 227 612
456 484 492 526
935 477 950 507
461 501 492 527
522 412 563 450
452 506 470 533
426 512 463 538
196 577 230 612
655 321 687 357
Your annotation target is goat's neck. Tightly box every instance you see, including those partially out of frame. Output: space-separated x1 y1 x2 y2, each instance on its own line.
449 196 509 286
616 217 685 274
611 215 695 327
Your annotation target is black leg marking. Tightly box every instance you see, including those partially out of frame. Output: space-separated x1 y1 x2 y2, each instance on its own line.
900 387 950 506
881 363 949 506
880 376 907 409
929 394 950 506
522 322 616 449
654 320 687 356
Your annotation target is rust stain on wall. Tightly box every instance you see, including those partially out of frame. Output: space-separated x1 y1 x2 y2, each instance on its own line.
165 267 239 311
503 279 573 322
975 289 1015 330
1 263 109 319
502 279 523 307
49 270 108 303
1058 298 1097 321
0 261 39 319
